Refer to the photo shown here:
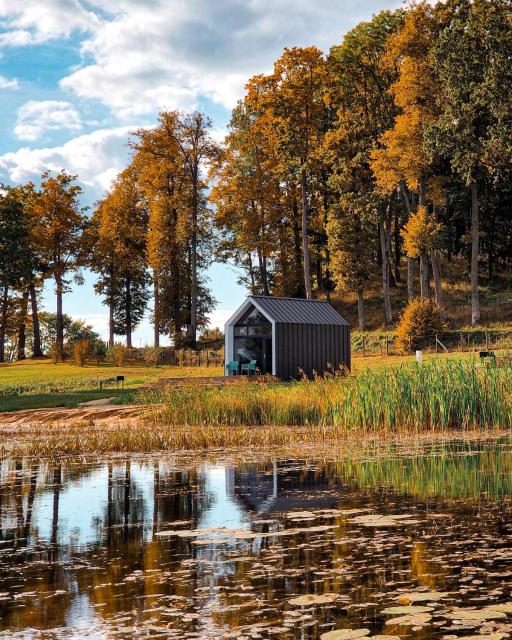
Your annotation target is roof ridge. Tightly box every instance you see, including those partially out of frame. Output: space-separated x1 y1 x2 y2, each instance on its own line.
249 294 330 304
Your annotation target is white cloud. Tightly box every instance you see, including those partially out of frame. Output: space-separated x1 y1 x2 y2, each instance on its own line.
1 0 402 118
15 100 83 141
0 126 134 191
0 0 99 45
0 74 18 89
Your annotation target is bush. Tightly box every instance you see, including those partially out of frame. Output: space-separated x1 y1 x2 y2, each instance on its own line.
92 340 108 364
142 346 162 367
108 343 127 367
72 339 90 367
396 298 444 353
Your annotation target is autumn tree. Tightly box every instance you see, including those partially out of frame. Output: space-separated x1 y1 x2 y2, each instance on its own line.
269 47 327 299
210 99 285 297
326 10 403 325
132 111 215 347
32 171 88 360
90 167 149 348
427 0 512 326
0 195 31 362
401 205 445 312
370 2 442 302
327 198 374 330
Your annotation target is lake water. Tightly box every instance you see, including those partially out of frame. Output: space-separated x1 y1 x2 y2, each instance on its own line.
2 439 512 638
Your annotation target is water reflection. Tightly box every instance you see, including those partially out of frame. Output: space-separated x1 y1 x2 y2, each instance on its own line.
1 440 512 637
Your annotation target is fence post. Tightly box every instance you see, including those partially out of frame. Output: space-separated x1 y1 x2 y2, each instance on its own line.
435 333 438 353
485 330 489 350
198 350 201 367
386 335 389 356
362 334 366 358
460 332 463 353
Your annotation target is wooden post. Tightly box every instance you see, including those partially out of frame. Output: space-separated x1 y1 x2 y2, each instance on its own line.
362 334 366 358
436 333 438 353
460 332 463 352
386 335 389 356
485 330 489 350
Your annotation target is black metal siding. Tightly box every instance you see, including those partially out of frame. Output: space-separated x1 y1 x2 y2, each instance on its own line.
274 322 350 379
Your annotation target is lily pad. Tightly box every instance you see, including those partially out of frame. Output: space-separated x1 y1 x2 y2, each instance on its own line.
396 591 449 603
320 630 371 640
381 605 433 615
385 612 432 626
289 593 339 607
445 608 507 621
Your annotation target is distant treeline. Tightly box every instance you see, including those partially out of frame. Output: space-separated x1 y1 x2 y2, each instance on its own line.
1 0 510 361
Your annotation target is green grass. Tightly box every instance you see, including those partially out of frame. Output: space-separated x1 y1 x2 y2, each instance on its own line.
0 389 132 412
0 359 222 412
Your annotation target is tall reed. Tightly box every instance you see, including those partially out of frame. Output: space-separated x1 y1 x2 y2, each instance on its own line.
145 359 512 433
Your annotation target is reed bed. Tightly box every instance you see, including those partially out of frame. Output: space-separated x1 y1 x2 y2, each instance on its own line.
3 359 512 457
147 359 512 432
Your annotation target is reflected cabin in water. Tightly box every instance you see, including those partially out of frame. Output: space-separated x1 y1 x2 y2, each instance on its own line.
224 295 350 380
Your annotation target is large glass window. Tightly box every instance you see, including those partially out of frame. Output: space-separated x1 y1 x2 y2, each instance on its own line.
233 305 272 374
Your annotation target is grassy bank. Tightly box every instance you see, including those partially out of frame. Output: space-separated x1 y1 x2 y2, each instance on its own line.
0 359 223 411
145 359 512 432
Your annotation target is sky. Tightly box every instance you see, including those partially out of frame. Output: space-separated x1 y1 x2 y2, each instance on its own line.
0 0 401 345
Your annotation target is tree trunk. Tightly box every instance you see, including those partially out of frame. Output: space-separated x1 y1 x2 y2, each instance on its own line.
17 288 29 361
257 249 270 296
189 169 199 347
125 274 132 349
291 193 304 297
29 283 43 357
246 253 256 291
407 257 414 299
419 252 429 298
55 276 64 361
0 285 8 363
153 278 160 348
300 166 312 300
108 265 115 347
379 221 393 326
356 286 365 331
393 209 401 283
471 178 480 326
430 250 445 319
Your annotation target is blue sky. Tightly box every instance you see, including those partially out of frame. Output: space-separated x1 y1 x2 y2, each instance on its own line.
0 0 400 344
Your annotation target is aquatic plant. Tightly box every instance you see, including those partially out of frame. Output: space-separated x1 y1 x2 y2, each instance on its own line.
146 359 512 432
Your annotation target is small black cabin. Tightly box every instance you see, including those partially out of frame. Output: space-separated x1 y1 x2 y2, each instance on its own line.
224 295 350 379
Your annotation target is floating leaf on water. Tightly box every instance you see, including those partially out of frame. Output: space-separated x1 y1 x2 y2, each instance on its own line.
486 602 512 613
349 514 421 527
396 591 449 603
381 605 433 614
289 593 339 607
385 612 432 626
320 630 371 640
445 608 507 621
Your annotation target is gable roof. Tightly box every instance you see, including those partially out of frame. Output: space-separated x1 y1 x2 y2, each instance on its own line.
248 295 349 326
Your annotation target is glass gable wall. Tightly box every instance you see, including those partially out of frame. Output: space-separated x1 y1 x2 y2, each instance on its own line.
233 306 272 374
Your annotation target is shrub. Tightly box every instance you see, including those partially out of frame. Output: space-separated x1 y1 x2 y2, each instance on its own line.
142 346 162 367
108 343 127 367
396 297 444 353
72 339 90 367
92 340 108 364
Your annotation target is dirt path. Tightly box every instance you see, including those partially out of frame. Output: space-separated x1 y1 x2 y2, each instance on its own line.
0 404 144 427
